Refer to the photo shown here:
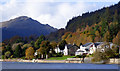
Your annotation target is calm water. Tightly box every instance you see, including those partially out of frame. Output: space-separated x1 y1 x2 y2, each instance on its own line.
0 62 120 71
0 62 119 71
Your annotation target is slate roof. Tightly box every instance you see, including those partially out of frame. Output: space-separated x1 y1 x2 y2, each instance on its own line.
82 42 103 47
82 43 92 47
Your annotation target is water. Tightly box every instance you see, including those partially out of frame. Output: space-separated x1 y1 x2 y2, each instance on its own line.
1 62 119 71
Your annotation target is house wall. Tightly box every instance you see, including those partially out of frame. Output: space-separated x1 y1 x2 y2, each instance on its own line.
64 45 68 55
55 47 61 53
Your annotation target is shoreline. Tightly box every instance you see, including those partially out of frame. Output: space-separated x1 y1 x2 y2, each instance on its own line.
0 59 119 64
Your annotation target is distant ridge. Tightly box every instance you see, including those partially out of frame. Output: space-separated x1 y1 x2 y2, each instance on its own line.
1 16 58 40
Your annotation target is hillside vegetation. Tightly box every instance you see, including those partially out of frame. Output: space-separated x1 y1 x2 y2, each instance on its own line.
47 2 120 46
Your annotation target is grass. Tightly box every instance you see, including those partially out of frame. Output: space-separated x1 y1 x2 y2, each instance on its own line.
46 56 75 60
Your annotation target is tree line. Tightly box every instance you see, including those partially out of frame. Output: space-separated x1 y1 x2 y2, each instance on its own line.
1 35 67 59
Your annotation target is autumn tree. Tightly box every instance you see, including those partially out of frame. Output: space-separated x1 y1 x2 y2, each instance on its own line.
50 41 57 49
25 47 35 59
85 25 90 31
87 35 93 42
94 31 101 42
104 31 110 42
113 31 120 46
38 41 51 59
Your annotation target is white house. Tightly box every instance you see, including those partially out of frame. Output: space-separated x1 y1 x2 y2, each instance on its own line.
75 42 116 56
55 46 61 53
75 42 103 55
63 45 68 55
55 44 79 56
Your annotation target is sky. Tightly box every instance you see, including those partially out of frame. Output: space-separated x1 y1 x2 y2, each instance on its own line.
0 0 119 29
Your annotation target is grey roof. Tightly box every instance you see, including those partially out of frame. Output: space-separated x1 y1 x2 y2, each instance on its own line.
82 42 103 47
77 50 84 52
66 44 79 49
82 43 92 47
94 42 103 47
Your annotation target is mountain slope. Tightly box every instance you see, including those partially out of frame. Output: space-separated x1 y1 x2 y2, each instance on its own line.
47 2 120 42
1 16 57 40
66 2 120 32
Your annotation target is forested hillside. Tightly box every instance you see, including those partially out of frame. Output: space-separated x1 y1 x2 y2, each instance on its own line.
66 2 120 32
62 2 120 46
47 2 120 46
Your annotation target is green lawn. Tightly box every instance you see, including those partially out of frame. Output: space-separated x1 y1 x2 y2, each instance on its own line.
46 56 75 60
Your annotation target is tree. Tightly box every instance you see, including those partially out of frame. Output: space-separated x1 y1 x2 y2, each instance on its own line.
50 41 57 54
14 45 22 58
8 36 22 44
50 41 57 49
5 51 11 59
113 10 118 23
101 18 108 37
25 47 35 59
113 31 120 46
6 44 12 52
22 47 28 57
59 40 67 50
111 45 119 58
12 43 23 51
94 31 101 42
87 35 93 42
104 31 110 42
38 41 51 59
104 7 111 23
34 35 45 50
30 41 34 47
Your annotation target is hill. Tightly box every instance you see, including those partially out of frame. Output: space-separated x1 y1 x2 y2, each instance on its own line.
1 16 57 40
66 2 120 32
47 2 120 45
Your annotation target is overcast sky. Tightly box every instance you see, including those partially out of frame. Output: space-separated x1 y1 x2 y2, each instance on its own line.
0 0 119 29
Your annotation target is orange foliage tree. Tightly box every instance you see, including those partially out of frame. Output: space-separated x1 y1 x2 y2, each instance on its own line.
113 31 120 46
25 47 35 59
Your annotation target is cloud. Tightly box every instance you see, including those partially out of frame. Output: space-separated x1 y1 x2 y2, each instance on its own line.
0 0 119 29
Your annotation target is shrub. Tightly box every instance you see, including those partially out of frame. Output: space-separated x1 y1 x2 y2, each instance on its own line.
75 55 82 58
5 51 11 59
92 51 108 62
2 55 4 59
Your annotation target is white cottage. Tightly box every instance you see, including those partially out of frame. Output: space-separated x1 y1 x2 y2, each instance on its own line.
55 44 79 56
75 42 103 55
75 42 116 56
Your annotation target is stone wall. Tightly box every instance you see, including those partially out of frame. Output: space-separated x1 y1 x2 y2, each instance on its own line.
109 58 120 64
0 58 119 64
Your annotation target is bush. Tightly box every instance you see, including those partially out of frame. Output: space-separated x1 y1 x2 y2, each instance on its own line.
2 55 4 59
5 51 11 59
86 54 93 57
52 53 63 57
92 51 108 62
75 55 82 58
21 57 25 59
